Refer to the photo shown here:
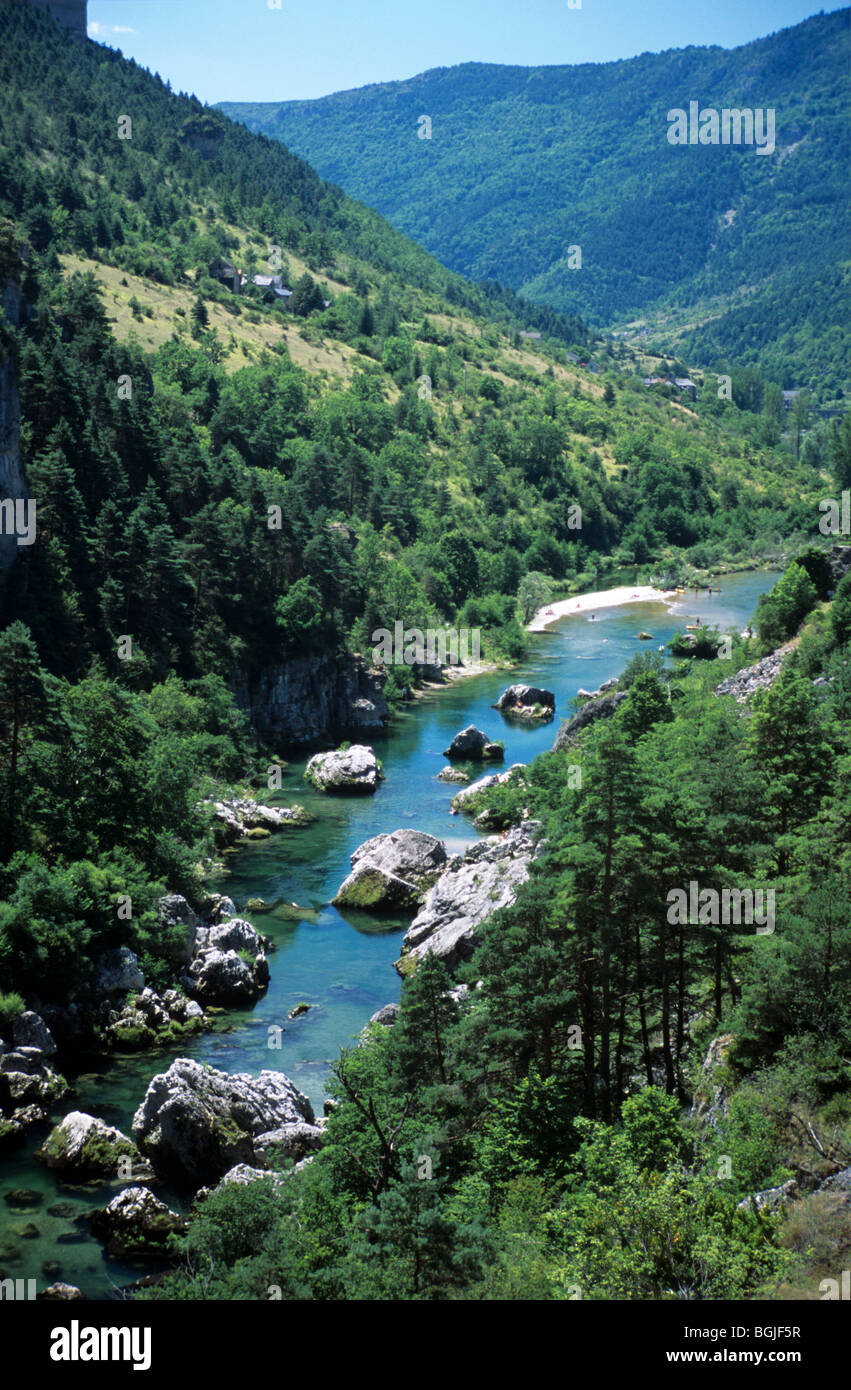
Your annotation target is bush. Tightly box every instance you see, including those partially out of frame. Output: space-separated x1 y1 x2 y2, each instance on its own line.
0 990 25 1031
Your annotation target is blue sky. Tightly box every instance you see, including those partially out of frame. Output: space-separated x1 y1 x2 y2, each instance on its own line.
86 1 845 104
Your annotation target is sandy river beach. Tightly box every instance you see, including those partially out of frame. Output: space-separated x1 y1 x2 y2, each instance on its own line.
528 584 677 632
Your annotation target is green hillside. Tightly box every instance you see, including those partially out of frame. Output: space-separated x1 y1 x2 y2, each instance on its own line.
220 8 851 400
0 0 836 1000
0 0 831 701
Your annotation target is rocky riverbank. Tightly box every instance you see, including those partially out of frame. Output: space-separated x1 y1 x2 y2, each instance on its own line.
395 821 544 975
714 643 795 702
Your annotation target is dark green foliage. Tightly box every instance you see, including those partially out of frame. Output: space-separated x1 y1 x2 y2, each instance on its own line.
755 561 817 649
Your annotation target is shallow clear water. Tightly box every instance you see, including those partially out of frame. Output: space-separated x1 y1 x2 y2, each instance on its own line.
0 570 778 1296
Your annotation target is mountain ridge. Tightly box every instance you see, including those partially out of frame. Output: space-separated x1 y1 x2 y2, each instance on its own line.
219 8 851 400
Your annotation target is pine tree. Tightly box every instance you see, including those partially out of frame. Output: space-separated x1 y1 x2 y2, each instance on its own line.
0 622 53 861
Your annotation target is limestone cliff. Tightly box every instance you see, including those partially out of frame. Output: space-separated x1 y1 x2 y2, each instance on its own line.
233 651 389 747
0 280 28 577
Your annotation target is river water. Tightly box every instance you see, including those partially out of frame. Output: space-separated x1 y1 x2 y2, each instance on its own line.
0 571 778 1296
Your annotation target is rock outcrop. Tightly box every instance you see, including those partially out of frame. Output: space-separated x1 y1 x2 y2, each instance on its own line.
818 1165 851 1195
101 986 205 1050
210 797 314 845
186 918 270 1005
132 1058 322 1187
714 644 794 703
94 947 145 995
333 829 447 911
828 544 851 584
157 894 200 964
736 1178 799 1214
0 1043 67 1118
90 1186 187 1256
554 691 628 748
37 1112 148 1180
214 1163 289 1189
369 1003 399 1027
0 278 29 579
305 744 384 793
690 1033 737 1129
11 1011 57 1057
494 684 555 721
396 822 543 975
234 652 388 746
450 763 525 814
443 725 504 761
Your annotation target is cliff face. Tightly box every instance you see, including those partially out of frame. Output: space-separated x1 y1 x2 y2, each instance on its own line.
0 281 28 577
233 652 389 747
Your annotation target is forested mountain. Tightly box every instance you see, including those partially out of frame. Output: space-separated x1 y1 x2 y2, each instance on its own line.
220 8 851 399
0 0 831 697
0 0 839 987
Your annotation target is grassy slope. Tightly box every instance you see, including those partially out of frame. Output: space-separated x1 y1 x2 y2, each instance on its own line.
219 9 851 398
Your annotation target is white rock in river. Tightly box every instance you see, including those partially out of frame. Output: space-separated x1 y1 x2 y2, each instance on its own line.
37 1111 146 1178
186 918 270 1005
305 744 384 793
90 1185 187 1255
333 829 447 910
132 1057 322 1187
450 763 525 813
396 822 543 974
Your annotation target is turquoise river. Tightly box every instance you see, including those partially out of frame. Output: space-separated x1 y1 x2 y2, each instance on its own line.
0 570 779 1295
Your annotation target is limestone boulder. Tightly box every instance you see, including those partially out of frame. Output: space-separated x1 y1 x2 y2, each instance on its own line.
90 1186 187 1256
443 726 504 761
396 822 543 975
304 744 384 793
37 1111 148 1180
132 1058 321 1188
333 829 447 911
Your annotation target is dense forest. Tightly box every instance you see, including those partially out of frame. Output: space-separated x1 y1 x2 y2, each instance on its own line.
0 1 849 1310
141 561 851 1301
222 8 851 397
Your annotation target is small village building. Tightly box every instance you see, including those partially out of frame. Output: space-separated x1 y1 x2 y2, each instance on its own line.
674 377 698 401
252 274 293 304
208 259 241 294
